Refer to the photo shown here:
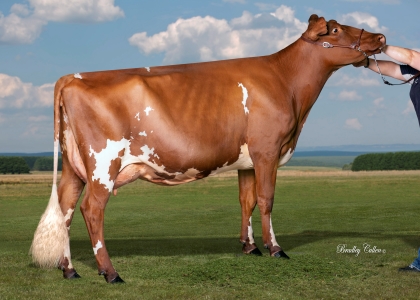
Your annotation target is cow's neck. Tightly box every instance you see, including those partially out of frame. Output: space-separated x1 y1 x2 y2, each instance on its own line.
273 40 340 121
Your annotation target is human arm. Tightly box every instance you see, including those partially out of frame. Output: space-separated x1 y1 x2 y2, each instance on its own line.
352 45 420 81
381 45 420 71
352 56 405 80
366 45 420 81
365 58 406 81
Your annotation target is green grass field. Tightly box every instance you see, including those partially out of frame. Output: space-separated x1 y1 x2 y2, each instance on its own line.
1 170 420 299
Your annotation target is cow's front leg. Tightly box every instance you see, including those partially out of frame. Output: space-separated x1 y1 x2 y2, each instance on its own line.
80 183 124 283
254 160 289 259
238 169 262 256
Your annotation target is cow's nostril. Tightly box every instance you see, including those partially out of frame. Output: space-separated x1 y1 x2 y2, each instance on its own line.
378 35 386 44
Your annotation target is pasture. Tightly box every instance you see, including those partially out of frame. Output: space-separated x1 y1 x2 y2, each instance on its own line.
1 169 420 299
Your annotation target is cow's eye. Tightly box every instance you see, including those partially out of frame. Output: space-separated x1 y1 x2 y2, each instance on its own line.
332 28 338 33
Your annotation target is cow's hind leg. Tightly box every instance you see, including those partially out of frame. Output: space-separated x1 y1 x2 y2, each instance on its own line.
80 182 124 283
238 169 262 256
57 155 85 279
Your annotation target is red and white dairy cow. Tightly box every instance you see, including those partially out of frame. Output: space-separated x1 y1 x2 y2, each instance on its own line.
30 15 385 283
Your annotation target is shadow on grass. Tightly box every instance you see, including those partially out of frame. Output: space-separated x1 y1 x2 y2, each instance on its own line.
70 230 419 268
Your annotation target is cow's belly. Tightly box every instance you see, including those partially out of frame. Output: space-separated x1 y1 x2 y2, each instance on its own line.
116 143 254 186
89 137 254 190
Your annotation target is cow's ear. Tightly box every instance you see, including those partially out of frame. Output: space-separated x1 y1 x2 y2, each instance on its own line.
302 14 328 41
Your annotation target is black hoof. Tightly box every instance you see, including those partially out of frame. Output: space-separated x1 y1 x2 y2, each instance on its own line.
110 275 125 284
273 250 290 259
69 272 81 279
63 270 81 279
250 247 263 256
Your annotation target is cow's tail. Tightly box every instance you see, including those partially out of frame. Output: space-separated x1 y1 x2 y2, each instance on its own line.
30 76 71 268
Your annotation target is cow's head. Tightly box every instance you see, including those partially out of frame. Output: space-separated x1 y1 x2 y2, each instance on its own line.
301 14 385 66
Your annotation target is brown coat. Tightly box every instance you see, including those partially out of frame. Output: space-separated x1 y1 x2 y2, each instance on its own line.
31 14 385 283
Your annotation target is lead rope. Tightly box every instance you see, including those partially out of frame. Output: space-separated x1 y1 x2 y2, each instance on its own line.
373 54 420 86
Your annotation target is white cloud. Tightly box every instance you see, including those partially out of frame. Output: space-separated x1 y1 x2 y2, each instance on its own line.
30 0 124 23
129 5 307 64
0 11 46 44
304 7 324 17
402 100 415 115
340 12 387 33
223 0 246 3
373 97 385 108
11 4 31 17
28 115 49 122
23 124 41 136
367 97 386 116
337 90 363 101
254 3 278 11
345 118 362 130
343 0 400 3
0 0 124 45
330 71 380 87
0 73 54 108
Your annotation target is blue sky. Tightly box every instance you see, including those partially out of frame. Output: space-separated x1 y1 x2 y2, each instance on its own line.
0 0 419 152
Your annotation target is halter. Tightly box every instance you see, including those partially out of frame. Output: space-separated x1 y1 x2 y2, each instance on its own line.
300 29 420 86
372 54 420 86
300 28 368 58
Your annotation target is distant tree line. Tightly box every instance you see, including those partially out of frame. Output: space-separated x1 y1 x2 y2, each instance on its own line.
0 157 30 174
0 156 62 174
352 152 420 171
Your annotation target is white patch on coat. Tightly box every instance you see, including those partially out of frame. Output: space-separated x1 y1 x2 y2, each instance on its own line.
64 249 73 269
144 106 154 116
93 240 103 255
210 143 253 176
86 137 203 186
278 148 294 167
247 216 255 244
121 144 166 173
63 113 69 124
89 138 130 192
145 67 150 72
74 73 82 79
64 208 74 223
139 131 147 136
238 82 250 114
139 145 155 161
135 112 140 121
118 144 154 171
269 215 279 247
